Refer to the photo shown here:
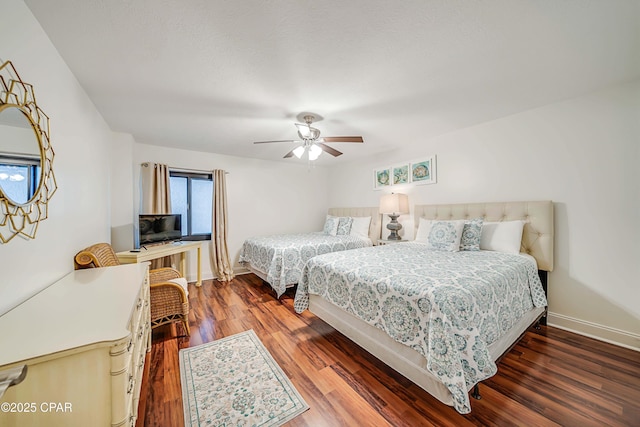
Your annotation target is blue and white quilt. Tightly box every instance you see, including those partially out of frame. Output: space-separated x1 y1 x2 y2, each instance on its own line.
293 243 547 414
239 232 372 297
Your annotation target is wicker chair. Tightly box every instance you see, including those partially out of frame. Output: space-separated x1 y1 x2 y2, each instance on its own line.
74 243 190 336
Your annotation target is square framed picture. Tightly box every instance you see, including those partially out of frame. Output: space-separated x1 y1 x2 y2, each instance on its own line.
392 164 409 185
373 167 391 190
410 156 437 185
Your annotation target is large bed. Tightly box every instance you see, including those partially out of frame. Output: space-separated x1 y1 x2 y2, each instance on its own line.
239 207 382 297
293 201 553 414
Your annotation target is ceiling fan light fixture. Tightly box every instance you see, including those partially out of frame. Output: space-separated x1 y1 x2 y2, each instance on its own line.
295 123 321 140
308 144 322 161
295 123 312 138
293 145 305 159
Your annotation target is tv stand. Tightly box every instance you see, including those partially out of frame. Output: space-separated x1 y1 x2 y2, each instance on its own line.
116 241 202 286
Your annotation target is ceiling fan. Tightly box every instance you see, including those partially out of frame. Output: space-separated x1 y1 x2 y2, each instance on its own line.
253 114 363 160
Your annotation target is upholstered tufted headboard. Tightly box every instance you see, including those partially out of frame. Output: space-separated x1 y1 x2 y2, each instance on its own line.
413 201 554 271
328 207 382 243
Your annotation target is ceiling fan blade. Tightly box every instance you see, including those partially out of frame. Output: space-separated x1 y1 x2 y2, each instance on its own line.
253 139 300 144
283 149 296 158
321 136 364 143
317 142 343 157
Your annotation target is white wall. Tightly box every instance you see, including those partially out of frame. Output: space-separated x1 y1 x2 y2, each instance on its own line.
110 132 136 251
108 143 331 282
0 0 117 315
327 80 640 350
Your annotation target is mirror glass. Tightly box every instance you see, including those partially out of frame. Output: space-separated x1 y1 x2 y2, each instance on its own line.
0 105 42 205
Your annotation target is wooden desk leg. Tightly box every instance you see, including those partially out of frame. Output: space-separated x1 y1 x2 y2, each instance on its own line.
196 246 202 287
180 253 186 278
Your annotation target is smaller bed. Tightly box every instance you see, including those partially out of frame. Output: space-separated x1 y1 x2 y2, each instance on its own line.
239 207 381 297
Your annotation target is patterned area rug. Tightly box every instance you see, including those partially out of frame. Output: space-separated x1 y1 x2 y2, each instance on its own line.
179 330 309 426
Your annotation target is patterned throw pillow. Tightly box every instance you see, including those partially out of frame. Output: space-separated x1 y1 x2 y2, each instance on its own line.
322 215 339 236
427 220 465 251
460 217 484 251
415 218 465 251
336 217 353 235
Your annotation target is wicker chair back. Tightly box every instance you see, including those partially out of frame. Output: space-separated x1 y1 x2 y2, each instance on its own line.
74 243 121 269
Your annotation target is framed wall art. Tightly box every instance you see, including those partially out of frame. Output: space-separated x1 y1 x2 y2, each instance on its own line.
392 164 409 185
410 156 437 185
373 167 391 190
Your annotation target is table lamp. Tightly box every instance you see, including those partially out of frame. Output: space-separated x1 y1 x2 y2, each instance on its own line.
379 193 409 240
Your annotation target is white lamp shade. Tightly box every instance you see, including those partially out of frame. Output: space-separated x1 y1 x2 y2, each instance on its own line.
308 144 322 160
379 193 409 214
293 145 305 159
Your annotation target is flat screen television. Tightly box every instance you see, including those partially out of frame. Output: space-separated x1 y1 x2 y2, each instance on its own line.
138 214 182 246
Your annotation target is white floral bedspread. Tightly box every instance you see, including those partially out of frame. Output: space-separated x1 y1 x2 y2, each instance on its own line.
239 232 372 297
293 243 547 414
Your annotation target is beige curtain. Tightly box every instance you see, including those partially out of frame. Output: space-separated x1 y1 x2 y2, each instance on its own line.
210 169 234 282
140 162 174 268
141 162 171 214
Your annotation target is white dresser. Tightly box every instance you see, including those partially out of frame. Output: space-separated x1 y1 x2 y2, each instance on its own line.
0 263 151 427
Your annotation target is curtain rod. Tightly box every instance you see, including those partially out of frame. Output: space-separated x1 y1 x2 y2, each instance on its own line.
141 163 229 174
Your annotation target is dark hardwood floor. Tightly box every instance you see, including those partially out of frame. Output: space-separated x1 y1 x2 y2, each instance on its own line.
136 274 640 427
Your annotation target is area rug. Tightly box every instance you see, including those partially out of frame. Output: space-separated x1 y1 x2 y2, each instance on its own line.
179 329 309 426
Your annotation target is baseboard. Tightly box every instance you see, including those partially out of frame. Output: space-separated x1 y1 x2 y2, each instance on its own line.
186 267 250 283
187 275 214 283
547 312 640 352
234 266 250 275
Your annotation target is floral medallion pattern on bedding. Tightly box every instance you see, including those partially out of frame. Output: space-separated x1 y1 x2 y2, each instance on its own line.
293 244 546 414
239 232 372 297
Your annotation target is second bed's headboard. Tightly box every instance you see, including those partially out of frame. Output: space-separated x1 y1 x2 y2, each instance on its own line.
328 207 382 243
413 201 554 271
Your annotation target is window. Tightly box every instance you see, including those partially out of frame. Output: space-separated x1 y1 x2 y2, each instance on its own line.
0 155 41 204
170 171 213 241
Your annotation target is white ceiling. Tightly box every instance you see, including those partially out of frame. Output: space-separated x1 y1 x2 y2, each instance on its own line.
24 0 640 165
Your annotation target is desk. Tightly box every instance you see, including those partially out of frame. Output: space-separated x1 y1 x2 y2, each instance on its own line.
117 241 203 286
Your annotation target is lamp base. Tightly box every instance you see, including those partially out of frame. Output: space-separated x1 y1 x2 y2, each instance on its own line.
386 214 403 240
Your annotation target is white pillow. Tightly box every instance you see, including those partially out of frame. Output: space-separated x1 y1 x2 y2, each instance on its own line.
480 220 526 254
415 218 465 252
414 217 431 242
349 216 371 239
322 215 339 236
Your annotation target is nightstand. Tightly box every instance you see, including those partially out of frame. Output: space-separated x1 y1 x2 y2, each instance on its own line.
377 239 411 246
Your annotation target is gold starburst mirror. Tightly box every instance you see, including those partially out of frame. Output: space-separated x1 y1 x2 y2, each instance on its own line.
0 60 56 243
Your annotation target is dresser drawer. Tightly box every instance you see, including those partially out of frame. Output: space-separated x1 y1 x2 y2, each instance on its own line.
128 274 149 335
114 268 150 426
